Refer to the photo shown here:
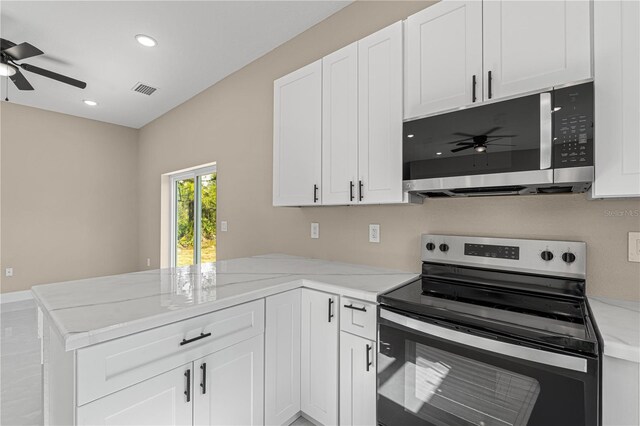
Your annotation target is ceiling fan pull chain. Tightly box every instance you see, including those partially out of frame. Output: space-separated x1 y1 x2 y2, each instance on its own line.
5 76 8 102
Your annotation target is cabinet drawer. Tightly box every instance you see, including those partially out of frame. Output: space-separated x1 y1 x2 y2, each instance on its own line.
340 297 376 341
76 299 264 406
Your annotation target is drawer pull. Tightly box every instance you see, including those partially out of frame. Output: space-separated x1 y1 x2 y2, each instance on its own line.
344 303 367 312
180 332 212 346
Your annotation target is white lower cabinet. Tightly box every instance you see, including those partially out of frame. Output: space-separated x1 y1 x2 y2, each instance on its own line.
194 334 264 426
301 288 340 426
339 332 376 426
77 364 193 425
265 289 302 426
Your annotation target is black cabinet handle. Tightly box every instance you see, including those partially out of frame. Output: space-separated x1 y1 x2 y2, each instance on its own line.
328 298 334 322
358 180 364 201
180 332 212 346
200 362 207 395
313 184 319 203
366 344 373 372
488 70 493 99
472 74 477 103
344 303 366 312
349 181 354 202
184 369 191 402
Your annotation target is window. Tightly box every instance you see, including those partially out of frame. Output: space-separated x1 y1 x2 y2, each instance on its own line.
170 165 217 267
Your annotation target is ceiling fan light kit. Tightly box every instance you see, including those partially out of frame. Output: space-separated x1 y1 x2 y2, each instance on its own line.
0 63 17 77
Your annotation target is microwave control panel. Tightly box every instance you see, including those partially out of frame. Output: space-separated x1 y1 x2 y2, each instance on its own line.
553 82 594 168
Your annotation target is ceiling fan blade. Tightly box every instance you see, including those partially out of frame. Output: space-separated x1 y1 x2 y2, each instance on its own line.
446 137 474 144
487 143 514 147
452 132 476 138
451 145 475 153
20 63 86 89
9 69 34 90
4 42 43 60
1 38 17 51
483 126 503 135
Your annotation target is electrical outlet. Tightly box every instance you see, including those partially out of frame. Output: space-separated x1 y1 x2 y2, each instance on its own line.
311 222 319 239
628 232 640 262
220 221 228 232
5 268 13 277
369 224 380 243
146 258 151 267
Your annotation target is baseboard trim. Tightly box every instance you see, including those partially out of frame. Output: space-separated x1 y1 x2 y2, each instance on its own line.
0 289 33 304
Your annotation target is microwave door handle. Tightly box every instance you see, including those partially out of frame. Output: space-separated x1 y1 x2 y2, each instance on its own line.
540 92 552 170
379 308 587 373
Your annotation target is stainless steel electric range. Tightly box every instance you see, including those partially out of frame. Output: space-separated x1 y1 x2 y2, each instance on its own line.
377 235 601 426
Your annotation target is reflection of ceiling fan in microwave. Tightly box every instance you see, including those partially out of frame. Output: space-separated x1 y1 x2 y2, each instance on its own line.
448 127 516 153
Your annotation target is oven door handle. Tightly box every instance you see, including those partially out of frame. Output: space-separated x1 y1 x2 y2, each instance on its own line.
380 309 587 373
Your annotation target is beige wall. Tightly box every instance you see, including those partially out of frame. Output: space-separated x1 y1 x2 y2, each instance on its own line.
137 1 640 300
1 103 139 293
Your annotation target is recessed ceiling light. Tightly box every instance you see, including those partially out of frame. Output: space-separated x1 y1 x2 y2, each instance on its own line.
407 134 415 138
83 99 98 106
135 34 157 47
0 63 17 77
436 152 442 156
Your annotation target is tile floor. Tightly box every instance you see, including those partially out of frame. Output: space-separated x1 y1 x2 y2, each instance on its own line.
0 299 314 426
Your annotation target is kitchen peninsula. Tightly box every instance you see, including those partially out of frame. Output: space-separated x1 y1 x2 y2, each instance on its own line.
32 254 417 425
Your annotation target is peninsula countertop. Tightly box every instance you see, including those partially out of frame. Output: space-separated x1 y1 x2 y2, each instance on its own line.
589 296 640 363
31 254 419 351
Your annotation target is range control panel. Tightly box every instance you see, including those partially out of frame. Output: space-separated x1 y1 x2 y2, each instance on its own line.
553 82 594 168
464 243 520 260
422 235 587 279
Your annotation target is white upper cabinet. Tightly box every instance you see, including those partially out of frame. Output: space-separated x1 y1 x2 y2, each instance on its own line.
405 1 483 119
322 43 359 205
273 60 322 206
592 0 640 198
358 21 404 204
483 0 592 101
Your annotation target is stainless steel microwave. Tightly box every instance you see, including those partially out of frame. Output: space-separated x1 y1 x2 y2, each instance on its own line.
403 82 594 197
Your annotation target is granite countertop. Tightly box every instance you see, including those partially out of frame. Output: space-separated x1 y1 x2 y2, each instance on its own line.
31 254 418 351
589 296 640 363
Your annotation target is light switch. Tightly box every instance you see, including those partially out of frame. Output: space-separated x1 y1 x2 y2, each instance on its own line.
220 221 228 232
629 232 640 262
311 223 319 239
5 268 13 277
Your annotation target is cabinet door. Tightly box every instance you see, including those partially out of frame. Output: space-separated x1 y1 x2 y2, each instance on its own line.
358 21 404 204
265 289 302 426
301 289 339 425
273 60 322 206
592 0 640 198
322 43 359 205
339 332 376 426
193 334 264 426
405 1 483 119
77 365 192 426
483 0 591 101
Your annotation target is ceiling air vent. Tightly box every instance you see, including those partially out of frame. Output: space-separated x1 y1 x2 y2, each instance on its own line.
132 82 157 96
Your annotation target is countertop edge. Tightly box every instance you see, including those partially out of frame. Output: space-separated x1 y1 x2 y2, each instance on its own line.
588 296 640 364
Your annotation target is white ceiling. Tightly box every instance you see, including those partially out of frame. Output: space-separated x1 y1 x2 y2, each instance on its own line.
0 1 350 128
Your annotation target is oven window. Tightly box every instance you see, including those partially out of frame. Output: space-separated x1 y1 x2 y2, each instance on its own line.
403 342 540 426
377 316 598 426
403 94 543 180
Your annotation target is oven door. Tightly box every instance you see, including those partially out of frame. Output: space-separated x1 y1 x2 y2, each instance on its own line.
402 92 553 192
377 308 599 426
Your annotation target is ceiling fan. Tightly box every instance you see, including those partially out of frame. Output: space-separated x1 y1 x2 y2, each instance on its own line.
0 38 86 93
448 127 516 153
